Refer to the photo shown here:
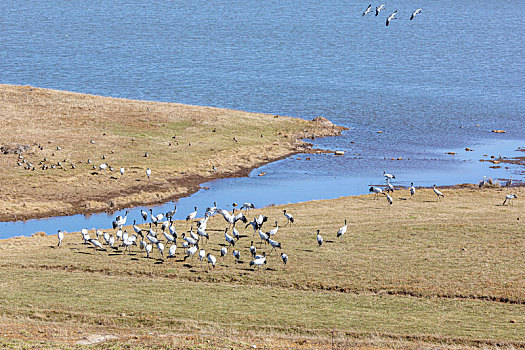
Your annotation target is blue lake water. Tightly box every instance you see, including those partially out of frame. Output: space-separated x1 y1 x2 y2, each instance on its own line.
0 0 524 237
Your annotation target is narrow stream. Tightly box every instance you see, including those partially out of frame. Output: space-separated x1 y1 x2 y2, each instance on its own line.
1 138 522 239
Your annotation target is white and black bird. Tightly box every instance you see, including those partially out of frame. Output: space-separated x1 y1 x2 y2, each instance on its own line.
156 242 165 258
409 182 416 197
249 241 256 257
337 220 347 239
281 252 288 265
410 8 421 20
233 250 241 262
268 238 282 251
146 168 151 180
386 10 397 26
375 4 386 16
165 204 177 220
220 247 228 257
249 253 267 270
268 221 279 237
369 186 383 199
362 4 372 16
186 206 198 221
115 210 129 227
145 243 153 258
503 194 518 206
89 238 106 251
258 230 269 244
386 179 394 193
57 230 64 247
383 170 396 180
433 184 445 200
141 210 148 223
232 225 240 241
283 210 294 226
207 253 217 268
167 244 177 259
316 230 323 247
184 245 198 260
241 202 255 211
198 248 206 261
120 167 125 176
224 228 236 246
386 193 393 205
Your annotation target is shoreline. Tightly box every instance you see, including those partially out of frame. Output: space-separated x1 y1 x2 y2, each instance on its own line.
0 84 345 222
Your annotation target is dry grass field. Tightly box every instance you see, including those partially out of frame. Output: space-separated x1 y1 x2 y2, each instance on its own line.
0 84 343 221
1 185 524 348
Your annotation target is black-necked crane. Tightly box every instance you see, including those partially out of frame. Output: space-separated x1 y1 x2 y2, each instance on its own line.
99 163 108 171
383 170 396 180
120 167 125 176
109 235 115 248
115 210 129 227
198 248 206 261
233 250 241 262
167 244 177 259
145 243 152 258
225 228 236 247
283 210 294 226
165 204 177 220
148 223 157 238
156 242 165 258
268 238 282 252
190 227 200 243
258 230 269 245
221 247 227 257
182 232 197 246
205 202 218 216
147 233 159 245
433 185 444 200
103 231 110 245
168 221 177 238
207 253 217 268
337 220 347 239
116 227 123 241
386 193 393 205
161 220 169 232
479 176 487 189
81 228 90 243
363 4 372 16
163 228 176 245
184 244 198 260
281 252 288 265
268 221 279 237
57 230 64 247
232 224 240 241
410 182 416 197
250 241 256 257
386 10 397 26
89 238 106 252
197 226 209 241
410 8 421 20
386 179 394 193
122 230 129 242
122 236 135 254
503 194 518 206
186 207 198 221
241 202 255 211
316 230 323 247
141 209 148 223
375 4 385 16
369 186 383 199
146 168 151 180
250 253 267 270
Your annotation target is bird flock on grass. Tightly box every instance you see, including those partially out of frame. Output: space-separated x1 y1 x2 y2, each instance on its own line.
55 171 518 271
362 3 422 26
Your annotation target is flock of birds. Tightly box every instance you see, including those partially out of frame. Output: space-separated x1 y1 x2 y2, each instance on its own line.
56 202 299 271
368 171 444 205
362 4 422 26
55 169 518 270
